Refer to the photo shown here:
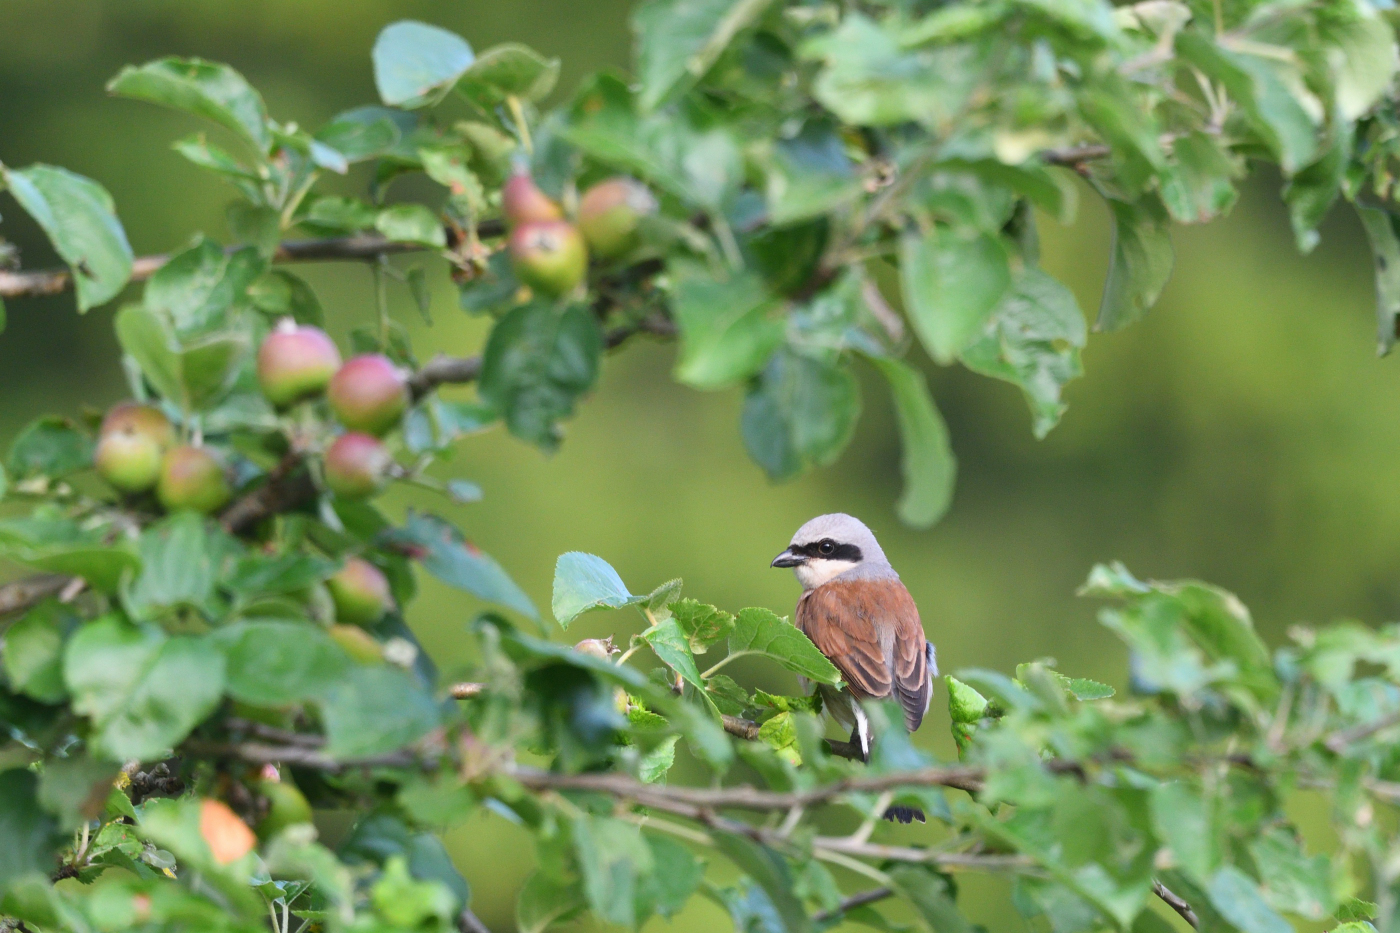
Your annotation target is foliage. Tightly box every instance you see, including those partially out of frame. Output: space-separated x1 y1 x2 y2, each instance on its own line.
1 0 1400 931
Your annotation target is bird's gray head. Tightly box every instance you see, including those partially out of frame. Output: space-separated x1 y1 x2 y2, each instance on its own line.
770 513 892 590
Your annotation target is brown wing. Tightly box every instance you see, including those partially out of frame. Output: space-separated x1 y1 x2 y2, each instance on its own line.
796 577 930 733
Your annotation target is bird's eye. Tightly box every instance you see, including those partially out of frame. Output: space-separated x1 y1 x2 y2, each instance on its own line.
818 540 835 555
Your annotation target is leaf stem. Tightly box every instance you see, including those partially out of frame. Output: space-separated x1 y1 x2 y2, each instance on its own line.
701 651 754 679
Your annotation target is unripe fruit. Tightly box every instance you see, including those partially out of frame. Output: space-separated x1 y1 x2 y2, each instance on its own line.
509 221 587 298
100 402 175 449
257 320 342 408
323 433 394 499
501 169 563 226
327 355 409 436
157 446 232 514
578 178 657 259
330 624 383 664
96 429 163 494
327 557 393 626
255 779 313 839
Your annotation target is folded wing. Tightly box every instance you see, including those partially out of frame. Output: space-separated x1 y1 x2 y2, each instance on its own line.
796 577 930 733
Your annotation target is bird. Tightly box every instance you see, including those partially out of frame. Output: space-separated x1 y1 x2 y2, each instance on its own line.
771 513 936 820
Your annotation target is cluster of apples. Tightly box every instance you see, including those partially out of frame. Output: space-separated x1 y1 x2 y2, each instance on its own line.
94 404 232 513
503 168 657 297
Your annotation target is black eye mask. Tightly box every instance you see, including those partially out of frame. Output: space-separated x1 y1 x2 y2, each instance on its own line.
789 539 863 563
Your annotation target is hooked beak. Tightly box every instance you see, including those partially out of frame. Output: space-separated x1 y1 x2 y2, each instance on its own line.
770 548 804 568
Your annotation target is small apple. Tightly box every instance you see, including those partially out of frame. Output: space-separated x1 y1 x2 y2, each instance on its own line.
323 433 393 499
327 557 393 626
509 221 587 298
255 778 313 839
327 355 409 436
157 446 232 514
257 320 342 408
578 178 657 259
501 168 563 226
96 429 163 494
329 624 384 664
100 402 175 449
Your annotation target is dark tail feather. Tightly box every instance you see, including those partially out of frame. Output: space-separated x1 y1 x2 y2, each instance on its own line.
882 805 926 824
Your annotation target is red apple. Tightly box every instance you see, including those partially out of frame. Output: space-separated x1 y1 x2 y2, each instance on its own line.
501 169 563 227
257 320 342 408
327 557 393 626
327 355 408 436
578 178 656 259
157 446 232 514
509 221 587 298
323 433 393 499
100 402 174 449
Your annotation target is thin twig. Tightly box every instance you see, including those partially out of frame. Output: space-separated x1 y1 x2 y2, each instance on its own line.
1153 880 1200 929
1324 710 1400 753
0 574 74 616
812 887 894 922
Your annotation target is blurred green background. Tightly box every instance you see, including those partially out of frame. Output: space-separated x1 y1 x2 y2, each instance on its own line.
0 1 1393 929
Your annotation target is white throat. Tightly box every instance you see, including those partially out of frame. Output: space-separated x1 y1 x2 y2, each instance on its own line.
794 558 858 590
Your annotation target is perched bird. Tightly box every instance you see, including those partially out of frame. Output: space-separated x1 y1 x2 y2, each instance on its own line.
771 513 936 767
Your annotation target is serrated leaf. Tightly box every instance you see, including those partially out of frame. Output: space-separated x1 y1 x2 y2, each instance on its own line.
552 551 644 628
572 814 653 929
2 164 133 311
108 57 271 152
742 348 860 480
642 618 705 688
7 416 93 480
319 665 440 758
375 204 446 248
671 599 736 653
459 43 559 103
869 358 956 528
213 620 350 707
639 734 680 783
728 607 842 685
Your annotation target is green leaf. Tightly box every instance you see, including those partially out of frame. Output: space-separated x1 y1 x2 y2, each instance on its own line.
960 268 1086 438
869 358 956 528
572 813 654 929
1331 13 1398 121
144 237 263 337
1338 899 1379 922
124 512 237 620
114 303 185 404
728 607 842 685
1354 205 1400 355
946 675 990 724
63 617 225 761
802 14 978 131
1207 866 1291 933
1096 195 1174 332
742 349 861 480
673 269 785 390
372 856 461 927
214 620 351 707
1150 782 1217 885
517 871 586 933
638 734 680 783
375 204 446 248
390 511 537 620
225 552 336 597
3 601 73 703
108 57 271 152
900 227 1011 363
37 755 119 831
890 866 974 933
634 0 777 110
1159 132 1243 225
1078 87 1166 197
373 21 476 109
1175 34 1319 175
0 770 62 889
670 598 735 652
713 832 811 933
642 618 704 687
319 665 440 758
316 106 413 163
459 43 560 103
765 121 863 225
226 202 280 257
638 833 703 918
2 164 133 311
478 302 603 450
1249 828 1335 919
6 416 92 480
552 551 643 627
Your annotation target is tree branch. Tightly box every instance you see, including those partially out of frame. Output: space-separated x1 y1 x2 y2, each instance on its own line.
219 452 315 535
812 887 894 922
0 573 73 615
0 227 510 301
1153 880 1200 929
